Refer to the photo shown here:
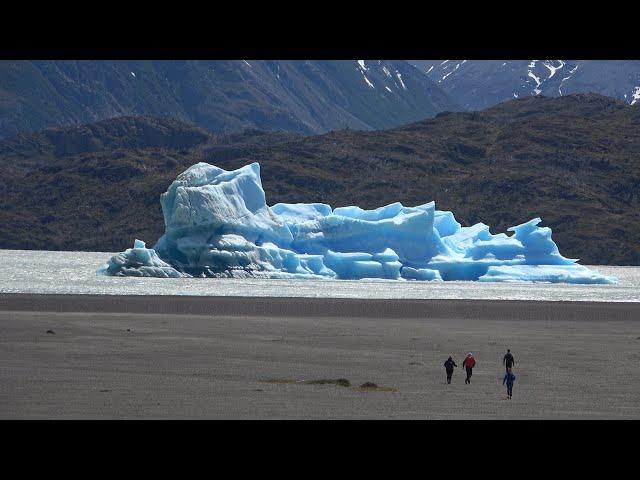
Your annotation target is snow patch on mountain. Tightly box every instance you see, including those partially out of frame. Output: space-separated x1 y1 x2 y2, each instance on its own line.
558 65 580 95
439 61 466 84
527 60 573 96
559 76 571 95
396 71 407 90
413 59 640 110
527 70 542 95
363 75 375 88
419 59 584 99
356 60 375 88
542 60 565 78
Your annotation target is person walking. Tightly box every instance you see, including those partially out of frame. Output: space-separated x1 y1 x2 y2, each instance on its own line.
444 356 457 384
462 352 476 384
503 349 515 373
503 367 516 399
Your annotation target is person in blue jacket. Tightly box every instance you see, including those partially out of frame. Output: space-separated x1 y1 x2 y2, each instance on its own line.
503 367 516 399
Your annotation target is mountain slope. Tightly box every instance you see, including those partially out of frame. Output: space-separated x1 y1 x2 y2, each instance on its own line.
409 60 640 110
1 94 638 265
0 60 457 139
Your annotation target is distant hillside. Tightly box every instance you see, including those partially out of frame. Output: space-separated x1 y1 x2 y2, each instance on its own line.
0 60 457 139
409 60 640 110
0 116 212 170
1 94 638 265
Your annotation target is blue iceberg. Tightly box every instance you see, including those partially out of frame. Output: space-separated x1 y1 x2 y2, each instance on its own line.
97 239 183 278
98 162 616 284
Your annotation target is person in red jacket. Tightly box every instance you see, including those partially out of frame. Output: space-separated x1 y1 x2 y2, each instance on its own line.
462 352 476 384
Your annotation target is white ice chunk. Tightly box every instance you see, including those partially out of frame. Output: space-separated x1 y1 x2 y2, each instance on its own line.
479 265 616 284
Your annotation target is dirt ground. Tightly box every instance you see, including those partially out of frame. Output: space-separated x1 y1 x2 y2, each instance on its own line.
1 304 639 419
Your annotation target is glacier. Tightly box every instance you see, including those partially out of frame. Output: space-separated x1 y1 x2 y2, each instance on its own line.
98 162 616 284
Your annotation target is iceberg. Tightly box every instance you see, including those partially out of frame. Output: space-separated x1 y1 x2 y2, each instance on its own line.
98 162 616 284
97 239 183 278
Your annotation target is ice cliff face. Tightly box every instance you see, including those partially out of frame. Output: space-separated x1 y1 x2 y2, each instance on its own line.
98 162 616 284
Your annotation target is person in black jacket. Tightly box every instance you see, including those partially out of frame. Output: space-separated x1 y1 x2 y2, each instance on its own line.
444 356 457 384
503 349 515 373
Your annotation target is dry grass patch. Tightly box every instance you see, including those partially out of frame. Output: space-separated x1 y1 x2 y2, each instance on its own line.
358 382 398 392
260 378 351 387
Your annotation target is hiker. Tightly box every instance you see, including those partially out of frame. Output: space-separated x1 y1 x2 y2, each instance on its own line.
444 356 457 384
503 367 516 399
503 349 515 373
462 352 476 384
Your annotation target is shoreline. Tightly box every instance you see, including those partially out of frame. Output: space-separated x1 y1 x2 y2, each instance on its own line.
1 293 638 321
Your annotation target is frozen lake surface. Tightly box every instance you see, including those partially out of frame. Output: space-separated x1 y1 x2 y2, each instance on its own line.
1 250 638 302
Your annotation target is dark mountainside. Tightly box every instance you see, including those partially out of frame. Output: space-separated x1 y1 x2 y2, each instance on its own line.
0 60 456 139
409 60 640 111
1 94 638 265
